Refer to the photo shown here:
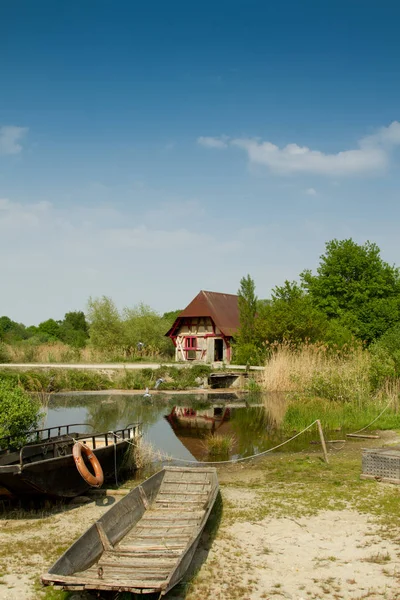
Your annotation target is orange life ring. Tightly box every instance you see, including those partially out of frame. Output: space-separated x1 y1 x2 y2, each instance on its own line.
72 442 104 488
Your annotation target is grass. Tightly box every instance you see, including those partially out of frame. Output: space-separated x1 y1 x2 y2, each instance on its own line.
201 433 236 456
282 396 400 432
221 447 400 529
262 340 400 432
0 363 212 393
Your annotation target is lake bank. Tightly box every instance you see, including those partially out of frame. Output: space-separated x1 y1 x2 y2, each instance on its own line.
2 433 400 600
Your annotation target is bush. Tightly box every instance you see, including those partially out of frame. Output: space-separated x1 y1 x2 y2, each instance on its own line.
232 342 263 366
369 345 396 391
0 343 10 364
0 380 42 447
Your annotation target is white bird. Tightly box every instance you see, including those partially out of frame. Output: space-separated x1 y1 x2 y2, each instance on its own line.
154 378 164 390
143 387 152 399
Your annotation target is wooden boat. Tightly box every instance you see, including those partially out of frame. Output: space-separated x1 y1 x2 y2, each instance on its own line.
0 423 141 498
41 466 219 596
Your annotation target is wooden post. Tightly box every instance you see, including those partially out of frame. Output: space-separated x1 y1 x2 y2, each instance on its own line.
316 420 329 464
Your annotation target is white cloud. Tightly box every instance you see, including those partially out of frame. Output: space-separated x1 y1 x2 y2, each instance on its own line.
231 137 386 176
0 126 28 155
197 136 228 149
0 198 244 323
305 187 317 196
198 121 400 177
362 121 400 147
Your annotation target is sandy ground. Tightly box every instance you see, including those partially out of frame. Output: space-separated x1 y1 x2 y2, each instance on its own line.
0 497 115 600
1 484 400 600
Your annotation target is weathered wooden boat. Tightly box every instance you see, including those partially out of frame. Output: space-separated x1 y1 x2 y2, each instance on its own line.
0 423 141 498
41 466 219 596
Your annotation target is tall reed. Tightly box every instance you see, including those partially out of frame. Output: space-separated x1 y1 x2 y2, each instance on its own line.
263 340 370 405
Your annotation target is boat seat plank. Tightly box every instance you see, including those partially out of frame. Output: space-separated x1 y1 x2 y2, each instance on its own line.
87 565 170 578
158 491 208 498
141 510 204 519
114 545 184 554
138 523 199 530
98 555 177 567
162 480 209 488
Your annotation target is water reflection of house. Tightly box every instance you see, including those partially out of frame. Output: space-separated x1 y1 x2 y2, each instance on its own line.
165 405 238 460
166 406 231 433
165 290 239 364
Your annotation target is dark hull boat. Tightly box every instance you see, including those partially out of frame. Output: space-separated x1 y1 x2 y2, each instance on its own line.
41 466 219 596
0 423 141 498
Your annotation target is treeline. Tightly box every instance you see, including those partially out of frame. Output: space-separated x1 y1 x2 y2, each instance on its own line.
0 298 180 362
235 239 400 372
2 238 400 367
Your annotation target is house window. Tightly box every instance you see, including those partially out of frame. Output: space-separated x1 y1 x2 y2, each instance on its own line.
185 337 197 360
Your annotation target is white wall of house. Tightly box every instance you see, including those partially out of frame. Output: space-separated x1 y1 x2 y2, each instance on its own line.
173 318 231 363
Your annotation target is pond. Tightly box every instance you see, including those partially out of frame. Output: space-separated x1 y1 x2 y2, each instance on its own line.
44 392 345 462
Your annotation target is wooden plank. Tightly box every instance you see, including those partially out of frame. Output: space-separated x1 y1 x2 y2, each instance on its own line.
156 498 205 504
158 491 208 497
139 485 150 509
163 478 209 485
117 543 186 551
138 524 198 530
43 573 166 588
163 466 216 473
98 556 176 567
347 433 380 439
93 565 169 578
114 548 182 556
95 522 112 552
149 507 205 513
127 534 190 542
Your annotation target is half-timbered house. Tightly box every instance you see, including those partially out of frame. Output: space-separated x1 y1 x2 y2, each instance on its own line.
166 290 239 363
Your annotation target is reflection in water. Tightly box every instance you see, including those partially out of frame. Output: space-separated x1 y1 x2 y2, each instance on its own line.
46 392 328 462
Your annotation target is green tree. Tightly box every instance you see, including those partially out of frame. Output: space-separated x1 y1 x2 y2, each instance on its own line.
237 275 258 344
87 296 124 353
60 311 89 348
258 281 329 344
301 239 400 343
123 303 174 357
37 318 62 340
0 316 28 342
0 380 41 447
233 275 260 365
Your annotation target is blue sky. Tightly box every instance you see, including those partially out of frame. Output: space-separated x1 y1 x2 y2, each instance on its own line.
1 0 400 324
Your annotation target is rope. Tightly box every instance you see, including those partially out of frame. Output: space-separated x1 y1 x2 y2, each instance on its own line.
109 420 319 466
350 395 396 435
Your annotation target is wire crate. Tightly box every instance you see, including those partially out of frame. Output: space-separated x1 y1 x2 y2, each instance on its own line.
361 447 400 483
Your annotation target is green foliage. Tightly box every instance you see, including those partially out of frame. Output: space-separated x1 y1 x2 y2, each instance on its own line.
232 342 263 366
237 274 257 344
368 345 396 391
0 342 10 364
234 275 261 364
301 239 400 343
37 318 62 341
87 296 124 352
260 281 331 345
59 311 89 348
0 380 42 447
0 316 28 342
123 303 174 357
282 396 400 432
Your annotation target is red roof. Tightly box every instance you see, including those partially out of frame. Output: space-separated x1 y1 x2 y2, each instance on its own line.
167 290 240 338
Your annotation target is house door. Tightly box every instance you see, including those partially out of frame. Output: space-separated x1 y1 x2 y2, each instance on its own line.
214 339 224 362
